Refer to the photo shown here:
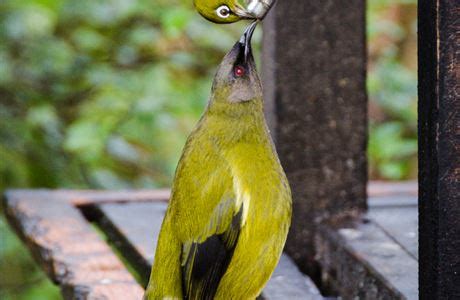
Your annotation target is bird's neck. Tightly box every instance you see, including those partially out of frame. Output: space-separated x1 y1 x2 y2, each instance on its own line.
207 96 264 118
202 98 270 146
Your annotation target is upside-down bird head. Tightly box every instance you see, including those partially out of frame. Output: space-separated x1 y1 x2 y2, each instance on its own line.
210 21 261 105
194 0 275 24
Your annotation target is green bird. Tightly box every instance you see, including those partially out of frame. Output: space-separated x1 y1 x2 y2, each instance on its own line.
144 22 291 300
194 0 275 23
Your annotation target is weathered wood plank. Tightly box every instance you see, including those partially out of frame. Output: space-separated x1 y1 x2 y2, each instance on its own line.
262 255 323 300
3 191 144 300
84 202 168 286
369 204 418 259
4 185 419 299
96 202 167 263
5 182 407 207
316 219 418 299
262 0 368 274
95 202 323 299
5 189 170 206
418 0 460 298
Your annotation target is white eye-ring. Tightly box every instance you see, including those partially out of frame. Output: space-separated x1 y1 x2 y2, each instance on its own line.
216 5 231 18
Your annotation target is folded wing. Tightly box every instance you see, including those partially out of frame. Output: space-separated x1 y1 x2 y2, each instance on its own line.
181 205 243 300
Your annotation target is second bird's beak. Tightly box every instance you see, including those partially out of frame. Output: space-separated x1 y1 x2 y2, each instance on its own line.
235 0 275 20
239 21 258 63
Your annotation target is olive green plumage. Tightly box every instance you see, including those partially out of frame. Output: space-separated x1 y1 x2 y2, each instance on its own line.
144 23 291 300
193 0 274 23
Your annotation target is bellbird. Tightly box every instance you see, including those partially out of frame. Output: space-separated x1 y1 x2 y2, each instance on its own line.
144 22 292 299
194 0 275 23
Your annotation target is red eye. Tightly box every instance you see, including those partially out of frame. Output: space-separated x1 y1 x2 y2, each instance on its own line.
234 66 245 77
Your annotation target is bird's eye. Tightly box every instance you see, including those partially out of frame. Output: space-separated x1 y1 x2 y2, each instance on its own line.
234 65 245 77
216 5 231 18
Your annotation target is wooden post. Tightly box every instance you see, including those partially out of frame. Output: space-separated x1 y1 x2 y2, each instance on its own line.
262 0 368 276
418 1 460 299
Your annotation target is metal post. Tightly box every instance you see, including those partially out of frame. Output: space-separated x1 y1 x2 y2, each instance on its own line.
418 1 460 299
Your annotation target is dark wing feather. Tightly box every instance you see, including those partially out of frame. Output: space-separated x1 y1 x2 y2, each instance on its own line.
182 207 243 300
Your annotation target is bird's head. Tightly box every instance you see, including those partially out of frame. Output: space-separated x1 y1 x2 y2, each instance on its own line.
194 0 274 24
210 21 262 104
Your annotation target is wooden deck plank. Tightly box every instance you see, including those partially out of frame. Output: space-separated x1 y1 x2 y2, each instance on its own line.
95 202 324 300
3 190 144 300
368 203 418 259
316 191 418 299
338 222 418 299
316 219 418 299
3 185 419 299
5 189 170 206
263 255 323 300
97 202 167 263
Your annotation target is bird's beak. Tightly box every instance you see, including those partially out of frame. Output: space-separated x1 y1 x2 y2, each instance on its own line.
239 21 258 63
234 0 275 20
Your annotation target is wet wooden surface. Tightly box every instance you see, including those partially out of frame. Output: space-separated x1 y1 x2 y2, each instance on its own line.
317 184 418 299
3 182 418 299
3 190 148 300
368 198 418 259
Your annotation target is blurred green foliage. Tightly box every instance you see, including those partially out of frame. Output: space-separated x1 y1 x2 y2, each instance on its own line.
0 0 249 191
367 0 417 179
0 0 417 298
